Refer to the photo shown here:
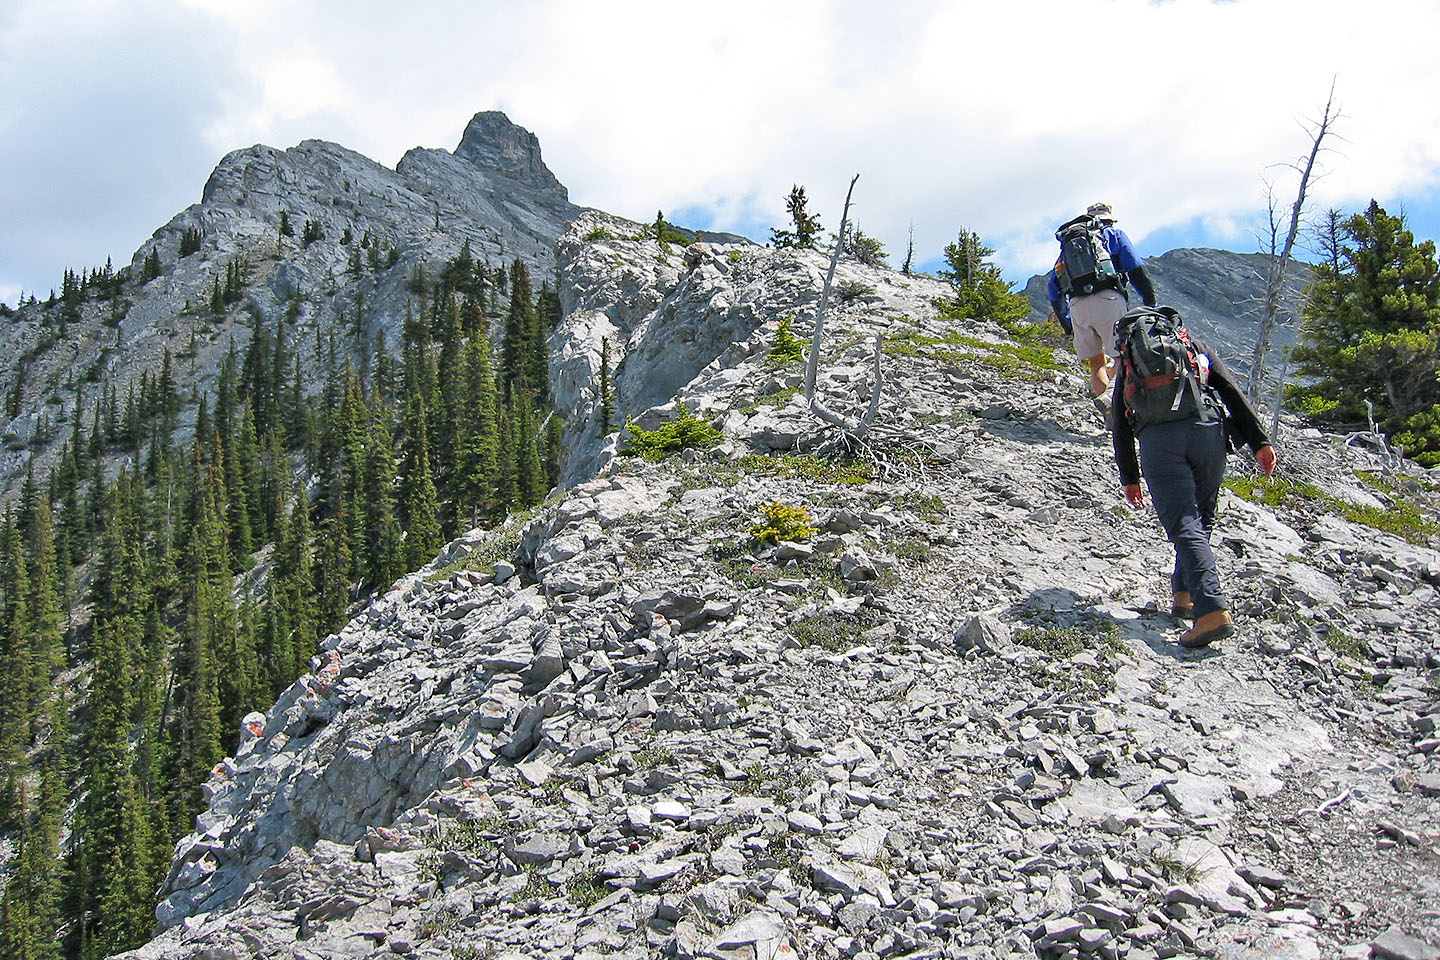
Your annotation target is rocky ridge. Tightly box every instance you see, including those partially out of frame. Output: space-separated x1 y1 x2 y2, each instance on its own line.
0 111 584 497
115 222 1440 960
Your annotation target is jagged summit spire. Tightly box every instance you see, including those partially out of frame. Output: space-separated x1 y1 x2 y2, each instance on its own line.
453 110 566 200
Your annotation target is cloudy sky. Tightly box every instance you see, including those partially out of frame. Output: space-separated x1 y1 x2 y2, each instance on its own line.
3 0 1440 307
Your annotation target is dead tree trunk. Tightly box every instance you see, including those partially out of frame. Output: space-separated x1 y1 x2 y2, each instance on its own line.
1246 79 1338 404
803 174 884 437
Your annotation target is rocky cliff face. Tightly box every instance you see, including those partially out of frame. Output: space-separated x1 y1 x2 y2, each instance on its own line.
1023 248 1311 382
113 223 1440 959
0 111 581 498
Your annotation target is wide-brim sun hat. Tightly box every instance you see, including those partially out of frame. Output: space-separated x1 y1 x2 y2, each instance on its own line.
1087 202 1117 222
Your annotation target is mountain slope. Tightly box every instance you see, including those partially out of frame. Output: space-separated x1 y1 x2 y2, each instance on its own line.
0 111 582 499
114 222 1440 959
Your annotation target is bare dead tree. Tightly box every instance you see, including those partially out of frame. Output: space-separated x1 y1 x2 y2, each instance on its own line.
803 174 884 439
1246 78 1340 405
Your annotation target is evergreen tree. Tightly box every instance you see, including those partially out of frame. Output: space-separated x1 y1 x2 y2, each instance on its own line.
75 483 156 959
0 513 32 762
843 223 888 266
510 387 546 507
452 329 500 526
770 185 823 249
1290 201 1440 463
362 413 404 589
501 260 537 398
163 454 230 826
398 394 443 571
140 248 161 284
543 411 565 491
76 617 155 959
532 282 560 395
937 228 1030 325
20 489 63 733
0 749 64 960
315 506 353 636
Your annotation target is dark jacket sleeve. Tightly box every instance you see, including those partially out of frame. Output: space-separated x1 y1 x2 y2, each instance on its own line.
1198 339 1270 452
1128 265 1157 306
1111 365 1141 486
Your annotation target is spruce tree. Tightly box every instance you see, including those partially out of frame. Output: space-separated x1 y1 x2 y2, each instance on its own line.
362 413 404 589
770 185 823 249
452 329 500 526
510 387 545 507
1291 201 1440 462
315 506 354 636
937 229 1030 326
501 260 537 398
398 394 443 571
276 489 317 685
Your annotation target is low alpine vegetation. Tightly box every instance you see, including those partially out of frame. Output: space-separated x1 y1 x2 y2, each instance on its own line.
749 501 817 545
1224 475 1438 546
621 403 724 460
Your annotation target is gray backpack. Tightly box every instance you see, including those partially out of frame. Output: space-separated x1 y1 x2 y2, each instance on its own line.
1055 216 1119 296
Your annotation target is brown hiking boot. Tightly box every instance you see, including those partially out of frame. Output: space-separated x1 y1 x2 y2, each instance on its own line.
1180 610 1234 648
1171 591 1194 619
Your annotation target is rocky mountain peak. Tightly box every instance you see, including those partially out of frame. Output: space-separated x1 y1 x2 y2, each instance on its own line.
453 110 567 200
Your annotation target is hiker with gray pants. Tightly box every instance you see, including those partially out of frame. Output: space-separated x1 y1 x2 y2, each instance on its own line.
1111 306 1277 648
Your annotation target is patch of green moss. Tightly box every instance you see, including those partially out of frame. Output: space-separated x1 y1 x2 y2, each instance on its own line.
740 386 800 414
1324 627 1370 662
424 512 535 583
788 611 867 652
1013 622 1126 697
884 326 1067 380
737 452 876 485
1224 476 1437 546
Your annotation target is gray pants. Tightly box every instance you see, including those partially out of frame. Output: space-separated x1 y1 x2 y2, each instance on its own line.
1137 418 1229 618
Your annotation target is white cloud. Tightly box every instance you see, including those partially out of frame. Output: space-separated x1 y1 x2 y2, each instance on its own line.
4 0 1440 301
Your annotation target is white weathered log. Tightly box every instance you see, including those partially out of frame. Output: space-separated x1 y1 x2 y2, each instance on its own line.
803 174 884 439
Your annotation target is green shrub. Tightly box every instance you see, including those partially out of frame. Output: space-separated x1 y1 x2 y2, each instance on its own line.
769 314 807 364
621 403 724 460
584 226 613 242
750 501 816 544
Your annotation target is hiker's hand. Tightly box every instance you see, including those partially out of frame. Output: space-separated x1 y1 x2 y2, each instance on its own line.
1123 484 1145 509
1256 445 1276 477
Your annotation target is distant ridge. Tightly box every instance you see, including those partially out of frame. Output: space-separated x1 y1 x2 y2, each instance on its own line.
1023 246 1312 380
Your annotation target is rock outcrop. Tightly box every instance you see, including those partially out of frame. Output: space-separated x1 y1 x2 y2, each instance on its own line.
114 224 1440 960
0 111 582 498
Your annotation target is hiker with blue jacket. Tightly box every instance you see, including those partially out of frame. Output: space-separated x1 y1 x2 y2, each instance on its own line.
1048 203 1159 415
1110 305 1277 648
